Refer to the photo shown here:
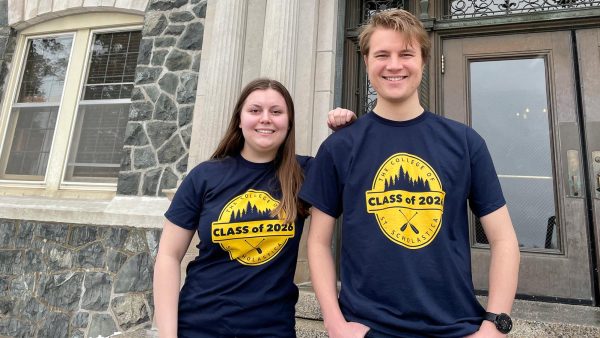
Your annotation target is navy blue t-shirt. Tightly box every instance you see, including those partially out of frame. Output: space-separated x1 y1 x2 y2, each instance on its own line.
299 111 505 338
165 154 312 338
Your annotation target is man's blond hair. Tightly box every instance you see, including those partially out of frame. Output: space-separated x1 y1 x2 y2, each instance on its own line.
358 9 430 63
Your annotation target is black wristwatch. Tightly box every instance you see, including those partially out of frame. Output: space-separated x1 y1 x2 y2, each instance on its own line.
484 312 513 334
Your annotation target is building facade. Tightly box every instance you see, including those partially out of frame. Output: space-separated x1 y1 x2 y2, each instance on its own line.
1 0 600 337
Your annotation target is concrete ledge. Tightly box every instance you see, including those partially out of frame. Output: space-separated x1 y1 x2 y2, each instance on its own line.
0 195 169 228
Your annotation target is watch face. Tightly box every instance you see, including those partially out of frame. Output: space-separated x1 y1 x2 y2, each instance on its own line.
495 313 513 334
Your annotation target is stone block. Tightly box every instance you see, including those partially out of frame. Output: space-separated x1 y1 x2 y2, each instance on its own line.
0 318 34 338
154 36 176 48
158 72 178 95
14 221 34 248
133 146 158 170
164 24 185 36
37 273 83 311
124 122 149 146
169 11 194 22
151 49 168 66
36 222 69 244
154 93 178 120
143 13 168 37
147 121 178 148
22 249 44 273
146 228 162 259
106 227 130 249
148 0 187 11
9 274 35 297
107 248 129 273
176 154 188 174
157 136 185 164
144 84 161 102
165 49 192 71
135 66 163 85
37 312 69 338
0 250 22 274
115 252 153 293
81 272 112 311
159 167 179 194
180 124 192 148
117 172 141 195
121 147 132 171
72 312 90 328
0 298 14 315
0 220 15 247
111 294 150 330
137 38 153 65
124 230 147 253
192 1 206 18
21 297 48 322
41 241 73 271
142 168 162 196
178 105 194 127
176 72 197 104
177 22 203 50
88 313 118 338
69 225 103 247
129 101 154 121
74 242 106 268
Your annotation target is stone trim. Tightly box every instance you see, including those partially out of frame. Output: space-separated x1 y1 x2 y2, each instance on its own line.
7 0 149 29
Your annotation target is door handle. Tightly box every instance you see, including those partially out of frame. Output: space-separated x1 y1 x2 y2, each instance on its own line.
593 151 600 198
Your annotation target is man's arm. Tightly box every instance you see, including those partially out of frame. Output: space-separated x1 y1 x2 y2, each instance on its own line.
327 107 357 131
307 207 370 338
466 205 520 338
153 220 195 338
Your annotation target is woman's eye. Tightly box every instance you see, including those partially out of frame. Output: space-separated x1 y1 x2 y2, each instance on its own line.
272 111 282 115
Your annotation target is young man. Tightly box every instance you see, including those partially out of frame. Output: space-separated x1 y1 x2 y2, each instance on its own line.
299 9 520 338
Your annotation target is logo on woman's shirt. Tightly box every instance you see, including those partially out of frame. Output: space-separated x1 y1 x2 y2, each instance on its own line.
212 189 295 265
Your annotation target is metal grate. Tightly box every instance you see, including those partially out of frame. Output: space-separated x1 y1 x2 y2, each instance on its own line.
446 0 600 19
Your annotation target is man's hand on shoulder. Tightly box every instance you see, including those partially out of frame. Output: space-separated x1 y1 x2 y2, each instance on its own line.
328 107 357 131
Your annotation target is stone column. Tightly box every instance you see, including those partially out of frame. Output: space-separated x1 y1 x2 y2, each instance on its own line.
189 0 248 166
260 0 299 92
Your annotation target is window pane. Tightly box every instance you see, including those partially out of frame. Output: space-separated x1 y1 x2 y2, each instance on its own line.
2 106 59 179
66 30 141 183
17 37 73 103
83 31 141 100
65 103 129 182
469 58 559 250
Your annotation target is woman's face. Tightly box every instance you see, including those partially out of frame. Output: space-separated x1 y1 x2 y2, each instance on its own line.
239 88 290 163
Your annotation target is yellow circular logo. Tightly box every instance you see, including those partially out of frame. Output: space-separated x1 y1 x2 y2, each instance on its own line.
365 153 445 249
211 189 295 266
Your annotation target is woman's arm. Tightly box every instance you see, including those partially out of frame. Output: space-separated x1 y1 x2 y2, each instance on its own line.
153 220 195 338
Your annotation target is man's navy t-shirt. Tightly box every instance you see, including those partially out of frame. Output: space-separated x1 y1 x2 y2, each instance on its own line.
299 111 505 338
165 154 311 338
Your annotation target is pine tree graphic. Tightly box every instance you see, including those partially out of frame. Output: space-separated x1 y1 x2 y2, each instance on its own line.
385 165 431 192
229 201 277 222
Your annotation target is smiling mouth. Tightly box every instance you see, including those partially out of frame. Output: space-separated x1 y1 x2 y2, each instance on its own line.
255 129 275 134
383 76 407 81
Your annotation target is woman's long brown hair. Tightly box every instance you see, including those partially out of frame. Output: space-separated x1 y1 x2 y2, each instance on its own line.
211 78 307 224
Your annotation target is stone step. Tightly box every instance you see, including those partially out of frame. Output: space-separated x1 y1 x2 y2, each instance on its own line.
295 285 600 337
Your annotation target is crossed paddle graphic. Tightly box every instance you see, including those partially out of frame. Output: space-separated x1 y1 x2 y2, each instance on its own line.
399 209 419 234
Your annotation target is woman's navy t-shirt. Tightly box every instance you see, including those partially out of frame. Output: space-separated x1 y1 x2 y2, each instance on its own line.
165 154 311 338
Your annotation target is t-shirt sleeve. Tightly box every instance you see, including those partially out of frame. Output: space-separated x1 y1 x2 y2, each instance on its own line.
164 166 206 230
299 144 343 218
467 130 506 218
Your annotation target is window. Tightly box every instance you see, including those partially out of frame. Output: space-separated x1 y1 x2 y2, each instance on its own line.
0 13 143 192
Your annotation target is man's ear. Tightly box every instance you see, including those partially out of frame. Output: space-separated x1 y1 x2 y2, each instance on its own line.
363 55 368 68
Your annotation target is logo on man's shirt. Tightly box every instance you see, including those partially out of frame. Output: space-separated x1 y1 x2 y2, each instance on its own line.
211 189 295 265
365 153 445 249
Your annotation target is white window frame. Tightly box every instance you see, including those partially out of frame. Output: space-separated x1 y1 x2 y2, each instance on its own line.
0 12 144 198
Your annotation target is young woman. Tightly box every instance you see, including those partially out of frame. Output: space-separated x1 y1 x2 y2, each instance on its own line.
153 78 354 338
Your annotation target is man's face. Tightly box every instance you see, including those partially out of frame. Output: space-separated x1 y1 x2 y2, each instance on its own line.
364 28 424 108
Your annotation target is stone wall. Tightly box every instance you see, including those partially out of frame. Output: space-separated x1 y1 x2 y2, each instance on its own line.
0 219 161 338
117 0 206 197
